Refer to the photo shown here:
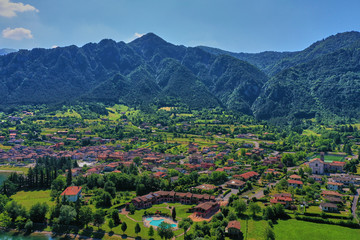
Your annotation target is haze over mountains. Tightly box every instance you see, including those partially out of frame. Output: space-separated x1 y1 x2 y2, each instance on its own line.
0 48 17 56
1 31 360 120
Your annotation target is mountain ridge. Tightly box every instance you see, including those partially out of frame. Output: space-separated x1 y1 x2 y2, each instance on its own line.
1 31 360 121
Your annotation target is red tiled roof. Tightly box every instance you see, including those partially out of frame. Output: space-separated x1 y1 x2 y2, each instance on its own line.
61 186 82 196
239 171 259 180
288 180 303 185
322 190 343 197
227 220 241 230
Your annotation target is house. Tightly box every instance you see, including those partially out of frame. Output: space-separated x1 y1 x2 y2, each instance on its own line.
61 186 82 202
321 190 343 198
287 180 303 189
131 191 216 209
289 174 301 181
226 220 241 236
327 161 345 173
234 171 259 181
270 193 293 208
225 179 246 189
324 196 343 204
309 175 323 183
327 182 343 191
193 201 220 217
320 202 338 212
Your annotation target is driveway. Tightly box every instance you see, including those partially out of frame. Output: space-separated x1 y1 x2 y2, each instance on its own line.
218 188 239 201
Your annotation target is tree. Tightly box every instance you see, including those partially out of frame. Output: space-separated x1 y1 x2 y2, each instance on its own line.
15 216 27 230
128 203 136 214
109 219 115 231
149 226 155 238
59 205 76 226
172 207 176 220
24 219 33 233
66 165 72 186
104 181 116 198
4 201 27 222
110 209 121 225
263 206 275 221
233 199 247 216
264 225 275 240
29 202 48 223
135 223 141 235
79 206 93 228
93 209 105 230
136 183 146 196
51 175 66 198
0 211 12 228
96 191 112 207
157 221 174 239
121 221 127 234
179 220 190 236
273 203 286 219
249 202 261 217
0 194 9 213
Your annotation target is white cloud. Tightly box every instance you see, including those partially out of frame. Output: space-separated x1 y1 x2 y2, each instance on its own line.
0 0 39 18
134 32 144 38
2 27 33 40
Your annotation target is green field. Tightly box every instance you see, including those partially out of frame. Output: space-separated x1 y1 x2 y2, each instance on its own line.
311 154 345 162
274 219 360 240
11 190 55 210
0 166 29 174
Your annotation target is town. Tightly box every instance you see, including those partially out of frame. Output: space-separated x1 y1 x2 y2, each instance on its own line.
0 104 360 240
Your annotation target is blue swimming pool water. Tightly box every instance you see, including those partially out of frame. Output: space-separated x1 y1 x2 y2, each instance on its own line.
145 217 176 228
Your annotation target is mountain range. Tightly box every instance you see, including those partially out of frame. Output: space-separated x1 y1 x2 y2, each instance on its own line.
1 31 360 120
0 48 17 56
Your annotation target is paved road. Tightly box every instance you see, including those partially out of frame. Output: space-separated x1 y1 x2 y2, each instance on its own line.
351 189 360 221
218 188 239 201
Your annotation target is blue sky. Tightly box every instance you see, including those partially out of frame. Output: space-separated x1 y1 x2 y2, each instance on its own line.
1 0 360 52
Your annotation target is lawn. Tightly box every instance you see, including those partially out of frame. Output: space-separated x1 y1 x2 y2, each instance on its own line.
0 144 12 150
306 206 349 218
302 129 320 136
11 190 55 210
246 219 268 240
0 165 29 174
274 219 360 240
55 109 81 118
311 154 345 162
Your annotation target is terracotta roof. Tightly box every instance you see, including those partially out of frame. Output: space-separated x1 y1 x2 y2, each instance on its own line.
288 180 303 185
227 220 241 230
309 158 324 163
239 171 259 180
322 190 343 197
61 186 82 196
195 201 218 211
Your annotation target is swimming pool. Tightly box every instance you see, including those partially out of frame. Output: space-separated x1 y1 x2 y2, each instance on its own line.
145 217 177 228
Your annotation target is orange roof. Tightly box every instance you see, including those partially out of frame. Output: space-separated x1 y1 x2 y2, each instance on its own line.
239 171 259 180
227 220 241 230
61 186 82 196
287 180 303 185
